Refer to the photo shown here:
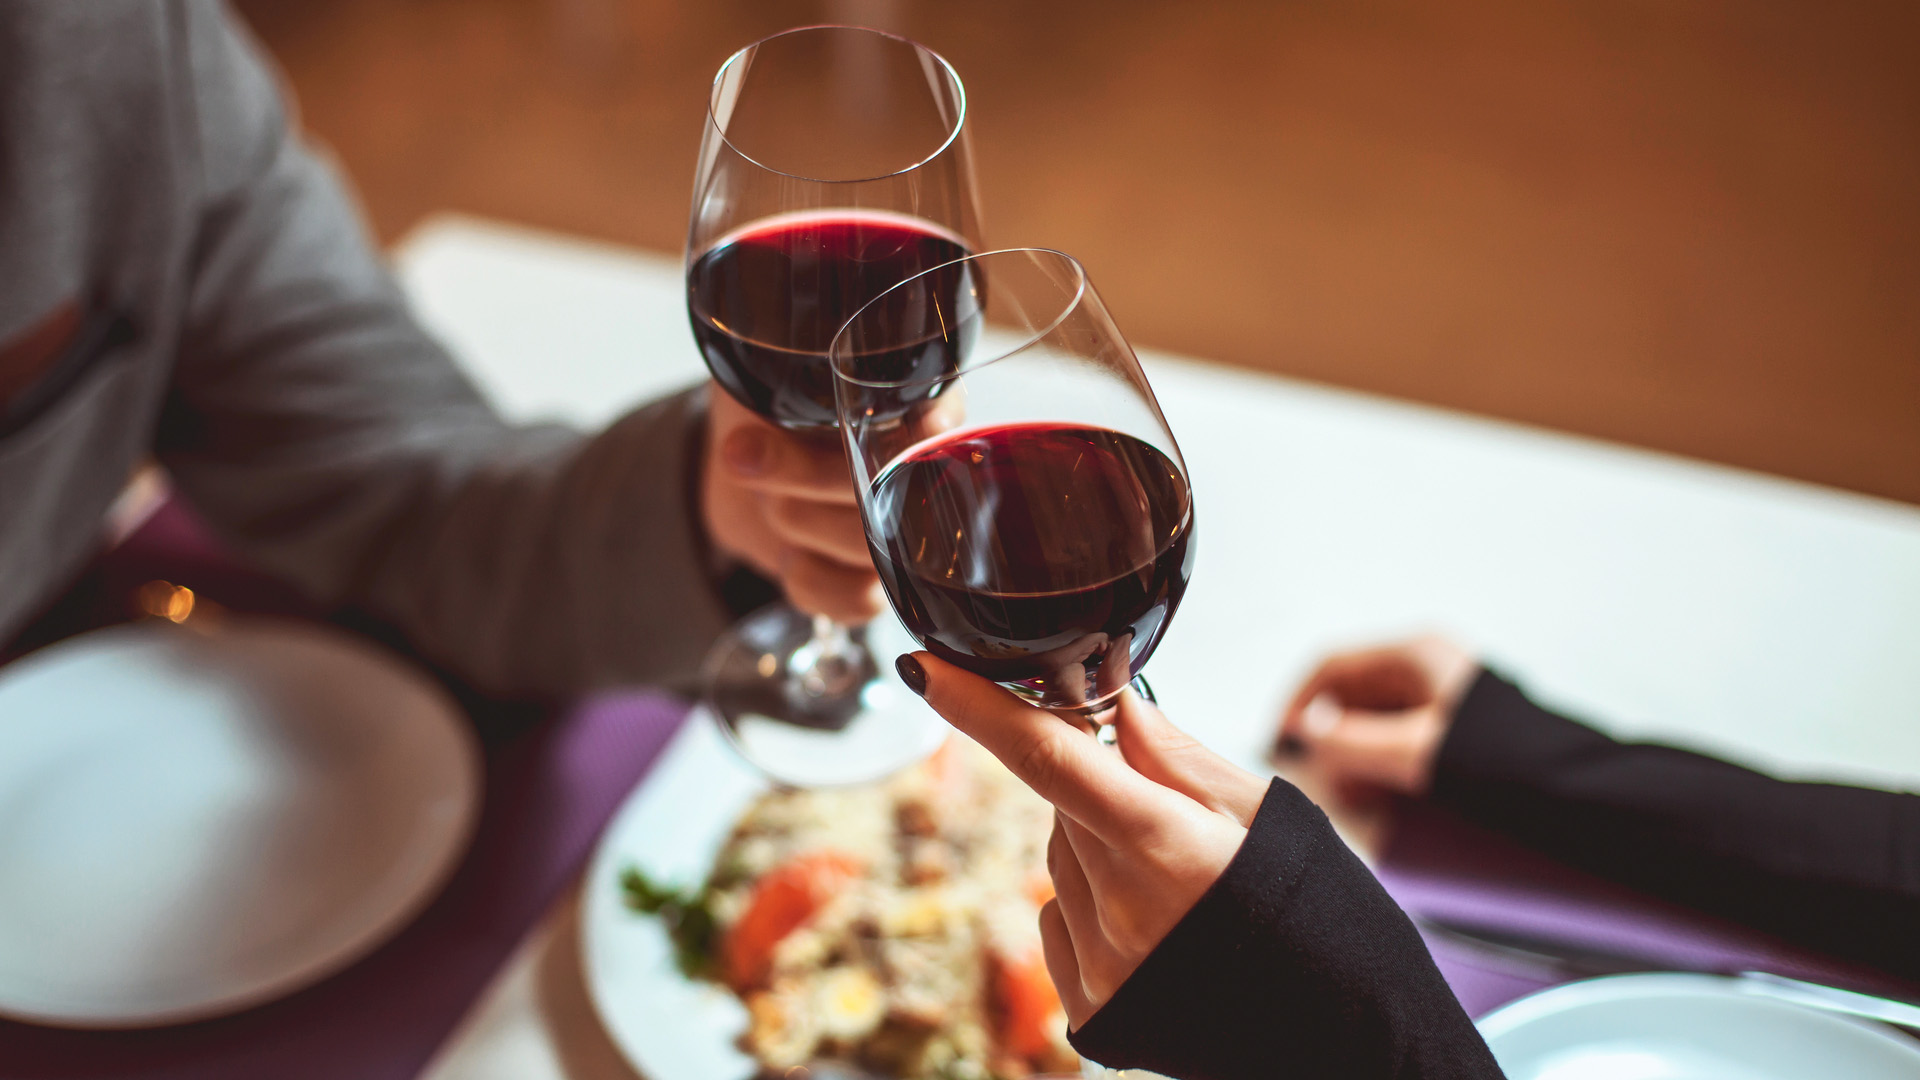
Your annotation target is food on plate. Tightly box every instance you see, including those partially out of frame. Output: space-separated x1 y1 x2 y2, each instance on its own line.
622 739 1077 1079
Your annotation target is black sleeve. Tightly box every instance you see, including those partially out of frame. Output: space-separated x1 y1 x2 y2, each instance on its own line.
1069 779 1504 1079
1434 669 1920 982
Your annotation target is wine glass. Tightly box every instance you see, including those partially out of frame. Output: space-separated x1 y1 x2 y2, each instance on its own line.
687 26 982 785
831 249 1195 729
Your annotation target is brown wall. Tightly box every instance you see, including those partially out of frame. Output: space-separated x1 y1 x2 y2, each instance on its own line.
236 0 1920 505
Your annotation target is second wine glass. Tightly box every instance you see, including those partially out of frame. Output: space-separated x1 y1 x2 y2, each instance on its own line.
687 25 982 785
831 249 1196 725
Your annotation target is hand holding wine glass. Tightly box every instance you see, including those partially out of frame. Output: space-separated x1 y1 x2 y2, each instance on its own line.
685 25 982 786
1275 635 1481 795
899 650 1266 1026
701 387 883 624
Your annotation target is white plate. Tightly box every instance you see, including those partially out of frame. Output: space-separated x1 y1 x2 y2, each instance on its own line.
0 618 481 1027
1479 973 1920 1079
580 708 771 1080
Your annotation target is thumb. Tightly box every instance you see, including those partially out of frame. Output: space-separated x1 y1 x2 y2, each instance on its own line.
1299 697 1445 795
1039 899 1096 1028
1112 693 1268 827
901 652 1163 843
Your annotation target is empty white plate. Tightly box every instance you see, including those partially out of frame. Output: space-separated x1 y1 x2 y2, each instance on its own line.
0 618 481 1027
1479 972 1920 1079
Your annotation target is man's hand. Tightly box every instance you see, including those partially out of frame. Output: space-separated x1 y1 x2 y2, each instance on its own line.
1275 635 1481 795
701 386 884 623
903 651 1266 1027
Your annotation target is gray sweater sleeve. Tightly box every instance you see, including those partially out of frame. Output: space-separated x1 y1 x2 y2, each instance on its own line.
155 0 733 698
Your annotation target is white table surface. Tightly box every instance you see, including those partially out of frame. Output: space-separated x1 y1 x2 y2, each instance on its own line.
397 213 1920 1080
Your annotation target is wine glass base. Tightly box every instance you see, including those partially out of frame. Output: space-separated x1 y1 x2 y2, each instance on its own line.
1006 674 1156 736
703 604 949 787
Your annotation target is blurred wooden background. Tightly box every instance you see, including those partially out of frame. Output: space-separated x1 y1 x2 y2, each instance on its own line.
234 0 1920 505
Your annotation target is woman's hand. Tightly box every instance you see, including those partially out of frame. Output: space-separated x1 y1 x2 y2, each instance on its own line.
701 386 885 624
1275 635 1481 795
901 651 1268 1027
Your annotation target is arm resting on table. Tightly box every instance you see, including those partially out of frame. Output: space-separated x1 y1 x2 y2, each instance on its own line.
1435 670 1920 982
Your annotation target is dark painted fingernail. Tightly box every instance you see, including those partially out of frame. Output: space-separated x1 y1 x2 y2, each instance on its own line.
895 654 927 696
1275 733 1308 758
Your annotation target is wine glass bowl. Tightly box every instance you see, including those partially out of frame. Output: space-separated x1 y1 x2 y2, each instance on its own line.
687 25 981 431
684 26 983 787
832 249 1196 719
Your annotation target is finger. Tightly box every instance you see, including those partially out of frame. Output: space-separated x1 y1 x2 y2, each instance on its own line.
1306 704 1445 794
1278 651 1389 729
778 548 885 623
1277 662 1347 745
1277 645 1430 749
1054 812 1121 903
720 424 858 504
1059 807 1159 983
1039 901 1095 1028
1052 815 1136 1005
765 497 871 567
907 651 1168 844
1276 692 1345 760
1047 817 1104 966
1113 692 1267 827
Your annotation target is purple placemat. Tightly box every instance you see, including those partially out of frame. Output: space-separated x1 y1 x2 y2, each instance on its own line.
0 690 691 1079
1376 800 1920 1018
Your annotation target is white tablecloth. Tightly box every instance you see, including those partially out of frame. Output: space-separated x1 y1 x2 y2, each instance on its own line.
395 214 1920 1080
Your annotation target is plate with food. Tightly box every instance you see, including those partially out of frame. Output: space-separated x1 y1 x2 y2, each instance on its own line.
580 705 1081 1080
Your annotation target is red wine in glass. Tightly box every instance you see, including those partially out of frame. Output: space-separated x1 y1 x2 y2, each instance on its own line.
684 26 983 787
865 421 1196 704
688 210 973 430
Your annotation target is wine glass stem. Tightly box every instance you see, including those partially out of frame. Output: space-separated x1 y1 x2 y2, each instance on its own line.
792 613 865 700
1070 675 1154 745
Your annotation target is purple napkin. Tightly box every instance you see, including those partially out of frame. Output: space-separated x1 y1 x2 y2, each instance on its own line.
0 690 691 1080
1376 800 1920 1018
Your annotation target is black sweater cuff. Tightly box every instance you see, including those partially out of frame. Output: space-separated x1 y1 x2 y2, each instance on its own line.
1434 668 1920 984
1069 778 1502 1079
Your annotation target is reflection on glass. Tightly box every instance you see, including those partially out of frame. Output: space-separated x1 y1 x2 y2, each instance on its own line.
833 249 1195 724
685 26 984 786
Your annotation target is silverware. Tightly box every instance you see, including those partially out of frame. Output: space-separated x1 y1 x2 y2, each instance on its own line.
1414 916 1653 979
1736 971 1920 1033
1416 916 1920 1034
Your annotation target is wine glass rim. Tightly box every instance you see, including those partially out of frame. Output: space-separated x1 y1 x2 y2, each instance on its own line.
828 247 1090 390
707 25 969 185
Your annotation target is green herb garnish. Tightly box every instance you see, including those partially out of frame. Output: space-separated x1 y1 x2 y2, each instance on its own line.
620 866 719 979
